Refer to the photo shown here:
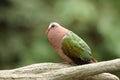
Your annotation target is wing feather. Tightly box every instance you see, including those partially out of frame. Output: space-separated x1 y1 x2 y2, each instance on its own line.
62 31 92 61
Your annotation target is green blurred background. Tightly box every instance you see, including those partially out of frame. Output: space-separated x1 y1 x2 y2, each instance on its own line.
0 0 120 77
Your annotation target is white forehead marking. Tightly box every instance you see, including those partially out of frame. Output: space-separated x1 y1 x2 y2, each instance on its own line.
48 22 60 29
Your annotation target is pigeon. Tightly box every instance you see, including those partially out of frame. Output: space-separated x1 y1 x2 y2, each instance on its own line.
46 22 96 65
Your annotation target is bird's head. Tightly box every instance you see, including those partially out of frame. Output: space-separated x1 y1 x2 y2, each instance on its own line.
46 22 60 34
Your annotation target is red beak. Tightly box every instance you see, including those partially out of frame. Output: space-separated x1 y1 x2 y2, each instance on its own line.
45 29 49 34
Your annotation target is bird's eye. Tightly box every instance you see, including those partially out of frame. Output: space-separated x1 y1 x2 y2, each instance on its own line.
51 24 56 28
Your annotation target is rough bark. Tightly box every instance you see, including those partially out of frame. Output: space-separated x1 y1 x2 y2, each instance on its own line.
0 59 120 80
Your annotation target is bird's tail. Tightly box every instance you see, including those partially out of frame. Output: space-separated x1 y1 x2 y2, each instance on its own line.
89 58 97 63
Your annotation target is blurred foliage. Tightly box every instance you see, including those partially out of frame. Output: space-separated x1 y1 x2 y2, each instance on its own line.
0 0 120 77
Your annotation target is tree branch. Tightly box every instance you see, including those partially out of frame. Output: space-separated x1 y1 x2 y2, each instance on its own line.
0 59 120 80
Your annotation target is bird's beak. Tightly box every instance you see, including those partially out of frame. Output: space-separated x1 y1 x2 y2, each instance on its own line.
45 29 49 34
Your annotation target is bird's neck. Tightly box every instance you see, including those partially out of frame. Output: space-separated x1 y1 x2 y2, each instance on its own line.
48 27 68 51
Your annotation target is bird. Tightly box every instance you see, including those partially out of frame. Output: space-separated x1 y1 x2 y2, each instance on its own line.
46 22 96 65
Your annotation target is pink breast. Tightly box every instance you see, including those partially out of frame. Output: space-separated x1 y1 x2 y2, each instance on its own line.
47 26 73 63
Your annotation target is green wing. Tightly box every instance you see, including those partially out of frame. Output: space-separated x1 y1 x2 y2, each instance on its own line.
62 31 93 61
